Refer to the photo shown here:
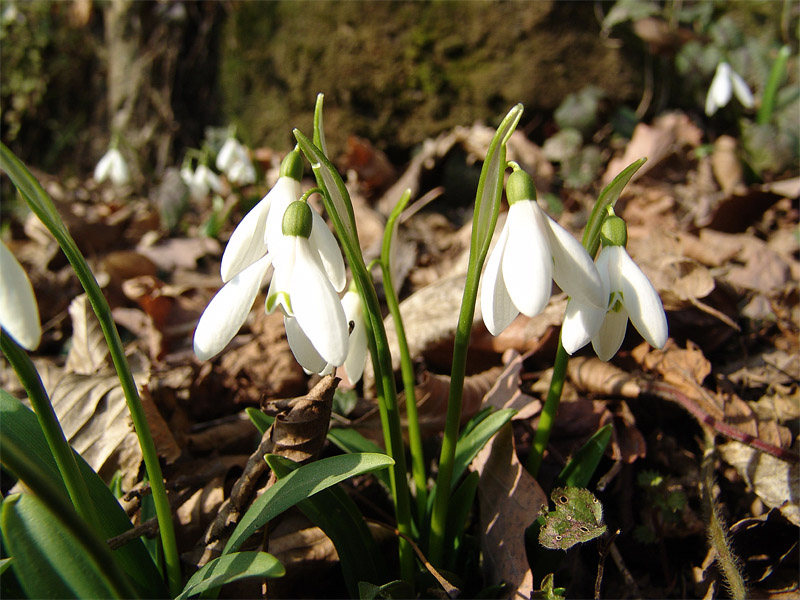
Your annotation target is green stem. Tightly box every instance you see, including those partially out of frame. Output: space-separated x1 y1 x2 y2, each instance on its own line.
0 143 182 598
380 190 428 520
526 341 569 477
2 435 139 599
757 45 790 126
0 332 97 529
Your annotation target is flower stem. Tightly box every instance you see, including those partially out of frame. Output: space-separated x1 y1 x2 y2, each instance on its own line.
0 143 182 598
0 332 97 528
381 190 428 520
526 340 569 477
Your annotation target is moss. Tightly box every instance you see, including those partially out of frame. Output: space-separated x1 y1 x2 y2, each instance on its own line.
219 0 639 157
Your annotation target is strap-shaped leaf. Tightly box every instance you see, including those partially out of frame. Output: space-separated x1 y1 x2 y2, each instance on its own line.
176 551 284 600
555 424 612 488
224 452 394 554
326 428 390 489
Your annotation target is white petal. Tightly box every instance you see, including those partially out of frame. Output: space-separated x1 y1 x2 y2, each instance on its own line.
265 237 295 315
612 247 668 350
309 209 346 292
342 291 368 383
729 69 754 108
94 152 113 183
502 201 552 318
193 254 271 360
544 214 606 308
221 194 271 282
216 138 238 173
480 222 518 335
284 315 327 374
591 308 629 361
109 151 130 186
264 178 300 246
561 296 607 355
706 63 732 116
291 240 348 365
0 242 41 350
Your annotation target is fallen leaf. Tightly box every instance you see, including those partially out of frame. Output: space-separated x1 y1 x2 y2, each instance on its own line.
65 294 112 375
482 350 543 420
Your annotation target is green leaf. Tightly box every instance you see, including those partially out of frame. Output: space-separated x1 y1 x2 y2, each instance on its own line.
267 455 385 596
451 408 516 489
538 487 607 550
1 494 121 599
224 453 394 555
0 390 165 597
358 579 414 599
0 557 13 576
176 551 284 600
444 470 479 569
554 424 612 488
326 428 390 489
245 407 274 436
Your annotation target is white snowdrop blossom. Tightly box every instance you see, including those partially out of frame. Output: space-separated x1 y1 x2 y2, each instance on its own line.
94 147 130 186
0 240 41 350
193 152 304 361
265 201 348 373
216 136 256 185
561 217 667 361
341 290 369 384
705 61 754 117
481 169 606 336
181 164 223 201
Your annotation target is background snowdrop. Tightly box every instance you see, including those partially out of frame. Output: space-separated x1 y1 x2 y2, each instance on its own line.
705 61 754 116
94 146 130 186
216 135 256 185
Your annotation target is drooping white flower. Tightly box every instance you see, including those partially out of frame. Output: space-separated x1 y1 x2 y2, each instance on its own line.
481 169 606 336
182 163 223 201
561 217 667 361
265 201 348 371
0 240 41 350
94 147 130 186
341 289 369 383
217 136 256 185
705 61 754 117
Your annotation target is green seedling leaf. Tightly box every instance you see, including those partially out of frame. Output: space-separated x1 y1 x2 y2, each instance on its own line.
358 579 414 599
1 494 121 599
538 487 607 550
176 551 284 600
224 453 394 555
0 390 165 598
326 428 390 489
267 455 385 596
245 407 274 436
554 424 612 489
530 573 566 600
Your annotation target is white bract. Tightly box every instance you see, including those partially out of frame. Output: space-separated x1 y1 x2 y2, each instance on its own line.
0 241 41 350
94 147 130 187
562 243 667 361
481 169 606 336
216 136 256 185
182 164 223 201
705 61 754 117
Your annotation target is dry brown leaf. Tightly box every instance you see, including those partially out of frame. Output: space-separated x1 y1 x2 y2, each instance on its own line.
567 356 642 398
472 423 546 599
65 294 112 375
136 236 221 271
482 350 542 420
710 135 745 196
718 441 800 526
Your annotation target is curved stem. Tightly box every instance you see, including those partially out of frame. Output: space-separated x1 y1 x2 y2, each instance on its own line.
0 332 97 528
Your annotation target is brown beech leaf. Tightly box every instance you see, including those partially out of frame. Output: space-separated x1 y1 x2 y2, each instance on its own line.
567 356 643 398
482 350 542 420
635 340 716 412
472 423 546 599
65 294 112 375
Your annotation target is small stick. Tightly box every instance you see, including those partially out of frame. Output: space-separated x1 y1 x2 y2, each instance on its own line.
595 529 619 600
108 517 159 550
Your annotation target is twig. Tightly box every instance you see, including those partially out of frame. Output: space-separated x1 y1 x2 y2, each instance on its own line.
595 529 619 600
108 517 159 550
644 381 799 464
608 542 642 600
367 519 461 599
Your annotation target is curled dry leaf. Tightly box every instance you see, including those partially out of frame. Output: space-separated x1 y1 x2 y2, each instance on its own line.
65 294 112 375
567 356 642 398
472 423 546 599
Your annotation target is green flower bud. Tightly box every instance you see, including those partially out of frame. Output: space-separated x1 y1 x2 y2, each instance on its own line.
282 201 313 238
279 150 304 181
600 215 627 248
506 169 537 206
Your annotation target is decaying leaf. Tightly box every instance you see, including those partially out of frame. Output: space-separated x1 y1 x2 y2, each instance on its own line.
472 423 546 599
65 294 112 375
482 351 542 420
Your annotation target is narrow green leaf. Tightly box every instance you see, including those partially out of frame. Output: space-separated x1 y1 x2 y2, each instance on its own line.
326 428 390 489
176 551 284 600
444 470 479 570
313 92 328 156
224 453 394 555
555 424 613 489
1 494 121 599
0 390 165 597
245 407 274 436
451 408 516 488
267 455 385 596
0 557 13 576
757 45 791 126
358 579 414 599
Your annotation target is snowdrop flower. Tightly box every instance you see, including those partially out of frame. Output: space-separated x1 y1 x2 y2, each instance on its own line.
561 216 667 361
481 168 606 336
341 289 369 383
193 152 304 361
705 61 754 117
0 240 41 350
216 136 256 185
181 163 223 201
264 201 348 372
94 147 130 186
